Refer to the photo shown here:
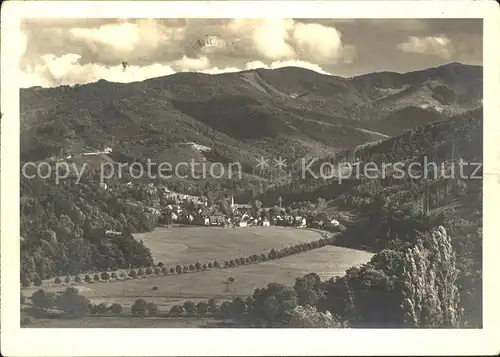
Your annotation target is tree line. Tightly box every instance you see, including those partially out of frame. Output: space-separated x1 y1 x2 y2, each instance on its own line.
23 234 337 288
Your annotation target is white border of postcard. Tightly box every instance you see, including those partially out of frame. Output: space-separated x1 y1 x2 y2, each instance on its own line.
2 1 500 356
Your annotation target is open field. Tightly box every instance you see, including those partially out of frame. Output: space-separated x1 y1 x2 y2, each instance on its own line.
22 226 373 328
30 226 330 288
23 245 373 309
133 226 331 266
26 316 222 328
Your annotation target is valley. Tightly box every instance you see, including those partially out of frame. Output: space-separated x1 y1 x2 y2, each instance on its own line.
19 63 483 329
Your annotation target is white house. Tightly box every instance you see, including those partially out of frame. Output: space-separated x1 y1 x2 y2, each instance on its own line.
238 221 248 228
298 218 307 228
105 230 122 236
330 219 340 227
99 182 108 190
261 219 270 227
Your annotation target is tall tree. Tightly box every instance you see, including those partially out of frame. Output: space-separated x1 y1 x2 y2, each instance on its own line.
401 227 462 327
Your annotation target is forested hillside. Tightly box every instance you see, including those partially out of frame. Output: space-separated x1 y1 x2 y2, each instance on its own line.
255 107 483 327
19 64 483 328
20 168 158 283
21 63 481 167
257 108 482 204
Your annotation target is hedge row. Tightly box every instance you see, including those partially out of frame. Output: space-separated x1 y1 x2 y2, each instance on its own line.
43 235 336 286
89 297 247 320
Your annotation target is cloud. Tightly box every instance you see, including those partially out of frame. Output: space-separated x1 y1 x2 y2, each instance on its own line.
228 19 296 60
19 19 481 87
21 19 187 69
203 66 241 75
245 61 267 70
252 19 296 60
22 53 176 87
20 52 333 88
292 23 344 62
19 18 347 87
397 35 455 59
20 67 53 89
42 53 83 78
245 59 331 75
67 19 185 62
225 19 354 64
69 23 141 52
172 55 210 71
267 60 331 75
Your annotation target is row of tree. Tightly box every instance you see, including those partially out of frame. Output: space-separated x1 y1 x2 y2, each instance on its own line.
24 235 337 289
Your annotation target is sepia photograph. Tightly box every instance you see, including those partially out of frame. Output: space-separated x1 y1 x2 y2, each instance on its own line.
1 1 499 356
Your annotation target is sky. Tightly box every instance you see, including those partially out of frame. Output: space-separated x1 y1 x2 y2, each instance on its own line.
19 18 483 88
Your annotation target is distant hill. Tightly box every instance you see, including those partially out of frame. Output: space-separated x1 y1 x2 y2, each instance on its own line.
255 107 482 205
20 62 482 197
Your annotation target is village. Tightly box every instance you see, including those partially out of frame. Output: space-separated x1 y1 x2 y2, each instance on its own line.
60 145 343 232
149 188 340 231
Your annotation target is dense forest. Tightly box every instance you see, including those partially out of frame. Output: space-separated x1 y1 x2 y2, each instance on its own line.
248 110 483 327
20 169 157 283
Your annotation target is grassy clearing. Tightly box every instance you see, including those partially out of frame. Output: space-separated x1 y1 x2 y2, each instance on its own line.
23 246 373 310
133 226 328 266
30 226 327 288
23 226 373 328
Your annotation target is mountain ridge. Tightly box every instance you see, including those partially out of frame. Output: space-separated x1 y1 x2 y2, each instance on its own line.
20 62 482 198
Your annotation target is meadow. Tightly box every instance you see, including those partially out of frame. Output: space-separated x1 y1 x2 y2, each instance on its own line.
22 227 373 307
23 246 373 305
25 244 373 328
22 226 373 327
133 226 330 266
